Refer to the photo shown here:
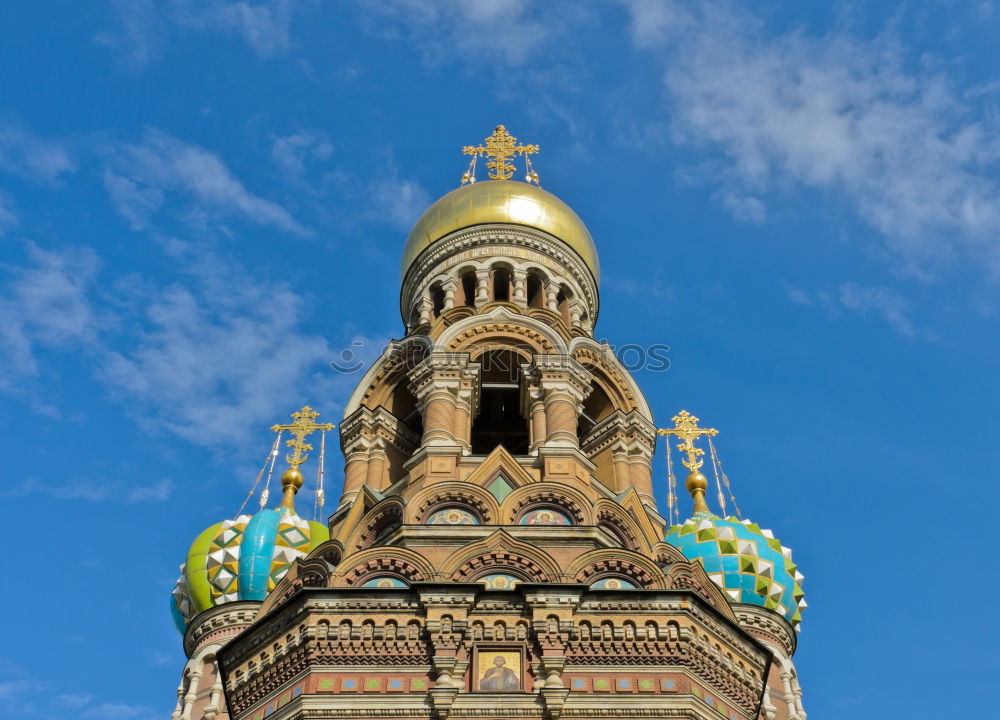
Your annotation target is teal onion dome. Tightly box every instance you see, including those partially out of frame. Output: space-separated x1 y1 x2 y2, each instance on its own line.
665 512 805 629
170 508 329 633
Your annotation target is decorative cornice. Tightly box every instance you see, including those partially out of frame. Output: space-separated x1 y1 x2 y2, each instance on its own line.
401 225 600 326
183 601 261 658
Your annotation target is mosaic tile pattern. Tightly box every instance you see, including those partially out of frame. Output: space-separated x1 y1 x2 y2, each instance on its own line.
427 507 480 525
480 573 520 590
519 508 572 525
589 577 637 589
171 508 329 631
665 512 805 628
362 576 409 588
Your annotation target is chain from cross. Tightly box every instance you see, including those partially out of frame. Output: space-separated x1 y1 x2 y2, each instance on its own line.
462 125 539 181
657 410 718 471
270 406 335 470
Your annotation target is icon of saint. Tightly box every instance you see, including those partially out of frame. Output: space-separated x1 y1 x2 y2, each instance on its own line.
479 655 519 691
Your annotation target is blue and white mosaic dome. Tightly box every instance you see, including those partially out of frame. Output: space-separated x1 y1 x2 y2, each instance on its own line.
665 512 805 629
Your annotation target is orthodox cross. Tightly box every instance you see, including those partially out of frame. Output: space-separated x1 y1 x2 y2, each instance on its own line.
462 125 539 181
657 410 718 471
271 406 334 471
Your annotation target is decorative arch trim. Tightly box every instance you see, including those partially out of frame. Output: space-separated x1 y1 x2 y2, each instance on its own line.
500 482 595 525
440 530 563 582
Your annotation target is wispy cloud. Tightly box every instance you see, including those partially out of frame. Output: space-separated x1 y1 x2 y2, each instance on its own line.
0 192 17 235
103 128 307 235
0 478 173 504
270 129 333 180
837 282 916 338
172 0 300 58
369 173 431 231
0 244 100 396
620 0 1000 276
100 244 338 448
356 0 549 66
97 0 300 69
0 120 75 183
784 281 919 338
94 0 164 70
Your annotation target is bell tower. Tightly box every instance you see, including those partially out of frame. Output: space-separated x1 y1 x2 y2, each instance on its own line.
170 126 808 720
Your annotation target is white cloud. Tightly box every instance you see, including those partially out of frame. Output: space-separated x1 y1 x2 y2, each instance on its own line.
104 128 307 234
57 693 93 708
0 244 100 393
784 281 919 338
172 0 300 58
270 130 333 179
0 477 173 504
356 0 548 66
620 0 1000 275
83 701 157 720
370 174 431 231
99 247 340 448
0 192 17 235
0 121 75 183
837 282 916 338
94 0 164 69
97 1 299 69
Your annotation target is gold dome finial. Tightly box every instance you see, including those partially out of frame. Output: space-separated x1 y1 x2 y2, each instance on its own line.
461 124 540 184
658 410 719 514
270 406 334 513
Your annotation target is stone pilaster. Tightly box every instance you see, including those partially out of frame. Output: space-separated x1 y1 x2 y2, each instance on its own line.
523 355 592 450
338 405 420 505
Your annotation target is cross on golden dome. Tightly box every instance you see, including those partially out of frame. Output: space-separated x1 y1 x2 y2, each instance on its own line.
271 406 335 471
658 410 719 514
462 125 539 181
658 410 718 471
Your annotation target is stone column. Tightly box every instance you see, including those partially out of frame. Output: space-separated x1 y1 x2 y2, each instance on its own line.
418 296 432 325
442 277 458 311
512 269 527 307
179 668 201 720
409 353 480 449
627 435 655 504
475 269 490 306
545 284 560 312
365 437 388 489
569 301 583 328
611 443 632 492
523 356 592 449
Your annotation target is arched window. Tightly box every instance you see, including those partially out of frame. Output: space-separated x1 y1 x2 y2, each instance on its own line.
471 349 528 455
526 273 545 308
430 284 445 318
578 382 614 443
492 267 511 302
459 270 476 308
556 286 572 324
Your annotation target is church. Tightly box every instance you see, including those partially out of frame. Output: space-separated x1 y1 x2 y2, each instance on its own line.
168 126 807 720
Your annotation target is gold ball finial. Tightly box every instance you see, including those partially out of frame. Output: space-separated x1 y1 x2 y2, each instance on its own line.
281 467 304 489
685 470 708 494
685 470 711 514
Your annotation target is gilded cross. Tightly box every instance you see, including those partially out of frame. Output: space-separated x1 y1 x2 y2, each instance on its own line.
271 406 334 470
462 125 539 180
657 410 718 471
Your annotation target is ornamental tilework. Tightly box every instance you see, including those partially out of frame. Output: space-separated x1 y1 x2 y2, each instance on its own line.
480 573 520 590
590 577 637 589
519 508 572 525
362 576 408 588
427 507 480 525
665 512 805 627
170 508 329 631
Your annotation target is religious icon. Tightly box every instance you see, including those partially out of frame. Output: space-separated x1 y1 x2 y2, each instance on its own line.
477 651 521 691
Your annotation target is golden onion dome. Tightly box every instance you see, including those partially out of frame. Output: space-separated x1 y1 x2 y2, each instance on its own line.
401 180 599 282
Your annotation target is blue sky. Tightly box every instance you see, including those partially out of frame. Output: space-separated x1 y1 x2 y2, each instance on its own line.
1 1 998 717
